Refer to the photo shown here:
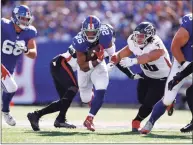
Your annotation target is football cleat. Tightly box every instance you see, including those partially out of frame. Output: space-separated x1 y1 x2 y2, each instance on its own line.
140 121 153 134
54 120 76 129
27 112 40 131
132 120 141 132
180 121 193 133
167 99 176 116
3 112 16 126
83 116 95 132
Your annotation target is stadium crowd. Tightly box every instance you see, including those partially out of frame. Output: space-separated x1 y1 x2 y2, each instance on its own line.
2 1 192 42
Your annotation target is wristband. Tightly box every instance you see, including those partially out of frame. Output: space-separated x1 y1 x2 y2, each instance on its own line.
89 61 94 69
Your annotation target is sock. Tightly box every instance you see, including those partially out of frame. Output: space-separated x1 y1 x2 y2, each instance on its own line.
56 90 76 122
148 100 167 125
2 92 15 112
89 89 105 116
134 105 152 122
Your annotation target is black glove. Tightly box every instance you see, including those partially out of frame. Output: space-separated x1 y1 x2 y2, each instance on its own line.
168 73 183 90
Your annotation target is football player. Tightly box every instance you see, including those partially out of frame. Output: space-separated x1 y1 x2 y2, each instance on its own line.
27 45 77 131
107 22 172 132
72 15 139 132
26 24 139 131
141 13 192 134
1 5 37 126
168 61 193 132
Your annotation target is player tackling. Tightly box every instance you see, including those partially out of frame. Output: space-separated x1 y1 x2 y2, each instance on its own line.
107 21 173 132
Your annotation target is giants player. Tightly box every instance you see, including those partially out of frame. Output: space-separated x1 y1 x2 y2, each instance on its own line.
1 5 37 126
141 13 192 134
168 61 193 132
107 22 172 132
73 15 117 132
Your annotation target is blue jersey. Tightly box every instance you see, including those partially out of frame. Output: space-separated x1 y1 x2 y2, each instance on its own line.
1 18 37 74
181 14 192 61
72 24 113 52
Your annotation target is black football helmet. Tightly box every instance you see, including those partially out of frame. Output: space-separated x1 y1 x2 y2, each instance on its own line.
133 22 156 48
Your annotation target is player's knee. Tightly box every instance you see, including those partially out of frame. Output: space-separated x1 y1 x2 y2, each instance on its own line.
5 82 18 93
162 97 174 106
68 86 79 93
79 88 92 103
94 80 109 90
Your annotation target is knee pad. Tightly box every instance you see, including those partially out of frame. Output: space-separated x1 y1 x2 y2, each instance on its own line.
68 86 78 93
79 87 92 103
2 77 18 93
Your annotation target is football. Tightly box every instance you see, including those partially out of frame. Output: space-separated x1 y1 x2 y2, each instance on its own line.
85 44 101 61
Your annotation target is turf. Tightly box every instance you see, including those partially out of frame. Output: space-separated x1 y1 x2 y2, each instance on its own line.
1 106 193 143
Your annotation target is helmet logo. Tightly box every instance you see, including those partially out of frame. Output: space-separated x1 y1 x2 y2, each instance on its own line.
13 7 19 14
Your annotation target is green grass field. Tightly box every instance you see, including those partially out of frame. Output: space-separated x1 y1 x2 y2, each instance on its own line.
2 106 193 143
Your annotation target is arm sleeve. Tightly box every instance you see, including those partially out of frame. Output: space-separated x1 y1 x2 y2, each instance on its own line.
180 61 193 79
116 63 135 79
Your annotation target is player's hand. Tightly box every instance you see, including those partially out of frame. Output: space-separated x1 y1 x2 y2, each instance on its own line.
107 62 115 72
168 72 183 90
132 74 144 80
94 45 104 62
120 57 138 68
15 40 28 53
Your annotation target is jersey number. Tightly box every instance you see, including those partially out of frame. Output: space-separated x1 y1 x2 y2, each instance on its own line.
75 35 85 44
142 64 159 72
101 27 110 36
2 40 22 56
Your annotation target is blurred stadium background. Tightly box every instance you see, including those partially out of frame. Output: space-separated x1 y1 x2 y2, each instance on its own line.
1 0 192 108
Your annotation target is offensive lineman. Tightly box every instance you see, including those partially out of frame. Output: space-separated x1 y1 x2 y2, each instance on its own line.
141 13 192 134
107 22 172 132
1 5 37 126
168 61 193 132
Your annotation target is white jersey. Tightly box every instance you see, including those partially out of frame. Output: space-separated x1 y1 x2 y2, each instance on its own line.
60 51 77 72
127 34 171 79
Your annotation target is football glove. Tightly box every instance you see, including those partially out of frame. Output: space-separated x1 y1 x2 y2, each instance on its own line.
132 74 144 80
120 57 138 68
107 62 115 72
15 40 28 54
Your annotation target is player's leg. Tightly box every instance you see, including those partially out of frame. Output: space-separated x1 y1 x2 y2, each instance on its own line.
83 61 109 131
1 64 18 93
141 60 187 134
27 58 77 131
1 64 18 126
2 91 16 126
132 75 149 132
180 84 193 132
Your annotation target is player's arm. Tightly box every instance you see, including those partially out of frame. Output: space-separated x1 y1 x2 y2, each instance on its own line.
25 38 37 59
136 49 165 64
171 27 189 65
178 61 193 78
76 51 101 72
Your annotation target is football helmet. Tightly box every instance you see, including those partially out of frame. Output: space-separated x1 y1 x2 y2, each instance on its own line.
133 22 156 48
11 5 33 30
82 15 101 43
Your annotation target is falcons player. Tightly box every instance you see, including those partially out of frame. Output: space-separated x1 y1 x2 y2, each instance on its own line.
141 13 192 134
1 5 37 126
107 22 173 132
